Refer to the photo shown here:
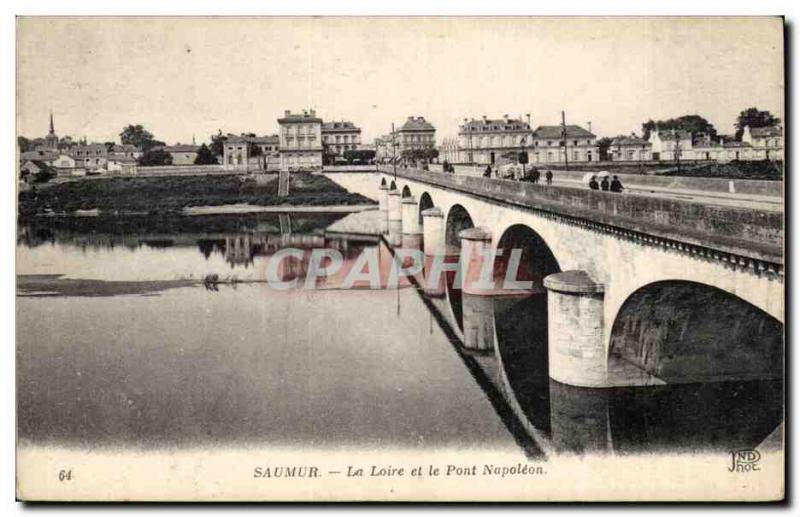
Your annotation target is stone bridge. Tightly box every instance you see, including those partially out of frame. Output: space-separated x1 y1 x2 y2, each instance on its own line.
326 167 784 389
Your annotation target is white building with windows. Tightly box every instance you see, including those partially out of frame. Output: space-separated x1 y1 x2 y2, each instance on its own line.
529 125 599 164
648 129 693 162
609 134 652 162
322 121 361 157
397 116 436 154
458 115 532 165
278 109 323 171
742 125 783 161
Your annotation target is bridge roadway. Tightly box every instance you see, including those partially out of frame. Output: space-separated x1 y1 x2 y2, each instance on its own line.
429 164 783 212
326 166 784 390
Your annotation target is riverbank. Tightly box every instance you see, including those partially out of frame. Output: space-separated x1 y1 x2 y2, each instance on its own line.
18 172 376 217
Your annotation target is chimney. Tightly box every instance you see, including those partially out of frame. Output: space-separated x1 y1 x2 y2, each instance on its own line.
310 109 316 117
503 114 509 123
526 113 531 127
588 121 592 133
284 110 290 117
482 115 487 123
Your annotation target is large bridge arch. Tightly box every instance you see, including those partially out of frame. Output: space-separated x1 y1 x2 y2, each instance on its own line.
608 280 783 385
401 185 412 198
418 192 434 225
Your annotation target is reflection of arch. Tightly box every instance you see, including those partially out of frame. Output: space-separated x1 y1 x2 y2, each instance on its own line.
389 180 397 191
380 177 387 187
492 225 561 435
444 204 474 249
401 185 412 198
443 205 474 334
609 280 783 384
418 192 434 225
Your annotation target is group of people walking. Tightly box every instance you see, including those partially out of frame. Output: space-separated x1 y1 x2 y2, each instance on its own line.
588 175 624 193
482 165 553 185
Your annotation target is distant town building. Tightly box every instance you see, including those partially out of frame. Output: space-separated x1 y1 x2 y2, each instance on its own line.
438 137 461 164
529 124 599 163
45 112 59 150
278 109 323 171
458 115 531 165
163 144 200 166
742 125 783 161
20 160 58 182
106 155 138 174
223 134 280 171
52 153 78 170
609 134 652 162
648 129 692 162
397 116 436 154
322 121 361 157
70 143 109 170
374 134 397 163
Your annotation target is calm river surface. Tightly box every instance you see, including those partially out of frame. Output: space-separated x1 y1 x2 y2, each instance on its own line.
16 213 782 457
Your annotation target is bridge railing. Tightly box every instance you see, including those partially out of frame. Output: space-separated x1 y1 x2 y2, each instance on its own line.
379 166 783 265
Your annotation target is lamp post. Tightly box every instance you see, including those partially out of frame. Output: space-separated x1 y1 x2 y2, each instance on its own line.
519 136 528 178
561 110 569 172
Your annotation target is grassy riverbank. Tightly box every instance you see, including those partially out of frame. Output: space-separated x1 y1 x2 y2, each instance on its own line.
18 173 375 217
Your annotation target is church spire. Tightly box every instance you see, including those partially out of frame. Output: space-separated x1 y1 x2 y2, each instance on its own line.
49 111 55 135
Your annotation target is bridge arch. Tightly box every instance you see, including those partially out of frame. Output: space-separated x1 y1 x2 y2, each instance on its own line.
401 185 412 198
380 177 387 187
418 192 434 225
444 204 474 250
389 180 397 191
608 280 783 385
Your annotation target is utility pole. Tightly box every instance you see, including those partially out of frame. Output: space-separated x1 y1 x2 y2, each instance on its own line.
392 122 397 181
674 131 681 175
561 110 569 172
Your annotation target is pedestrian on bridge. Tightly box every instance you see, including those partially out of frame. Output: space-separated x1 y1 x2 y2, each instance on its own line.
610 175 624 193
600 176 610 191
589 175 599 190
545 170 553 185
531 168 540 184
483 165 492 178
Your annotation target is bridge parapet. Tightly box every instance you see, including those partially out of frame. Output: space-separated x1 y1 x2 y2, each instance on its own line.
379 167 783 271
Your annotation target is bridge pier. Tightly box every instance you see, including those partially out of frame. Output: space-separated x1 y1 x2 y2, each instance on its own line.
378 184 389 233
401 197 422 235
459 228 495 352
544 271 608 388
386 189 402 246
420 207 447 297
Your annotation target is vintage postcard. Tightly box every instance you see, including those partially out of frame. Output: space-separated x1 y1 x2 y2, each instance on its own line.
15 16 784 502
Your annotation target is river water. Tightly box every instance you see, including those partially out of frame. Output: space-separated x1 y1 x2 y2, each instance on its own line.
16 213 783 458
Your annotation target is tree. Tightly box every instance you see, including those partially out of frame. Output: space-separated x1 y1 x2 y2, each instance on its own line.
120 124 163 152
17 136 31 153
641 115 717 141
137 148 173 166
194 144 218 165
735 107 781 140
210 130 227 157
597 137 613 161
343 149 377 164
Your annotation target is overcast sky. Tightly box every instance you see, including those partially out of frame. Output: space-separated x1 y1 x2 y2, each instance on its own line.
17 16 784 145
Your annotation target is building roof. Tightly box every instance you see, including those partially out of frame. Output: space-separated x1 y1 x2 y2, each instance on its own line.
226 134 279 144
108 155 138 163
399 116 435 132
749 125 783 138
164 144 200 153
20 150 58 161
460 117 531 133
531 125 595 139
22 160 58 174
322 121 361 132
278 110 322 123
611 135 649 147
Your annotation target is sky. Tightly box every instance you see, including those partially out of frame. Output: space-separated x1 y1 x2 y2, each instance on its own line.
16 16 784 145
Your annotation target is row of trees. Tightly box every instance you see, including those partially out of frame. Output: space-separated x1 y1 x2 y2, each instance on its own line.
640 107 780 142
